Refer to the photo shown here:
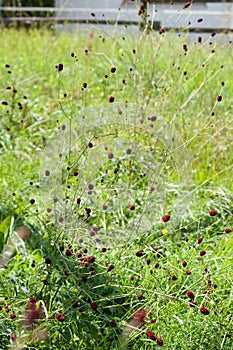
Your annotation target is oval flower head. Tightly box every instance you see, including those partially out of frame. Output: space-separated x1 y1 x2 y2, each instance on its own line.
129 308 147 328
23 300 44 326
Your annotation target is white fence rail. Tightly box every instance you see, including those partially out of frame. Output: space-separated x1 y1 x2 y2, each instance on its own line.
0 2 232 33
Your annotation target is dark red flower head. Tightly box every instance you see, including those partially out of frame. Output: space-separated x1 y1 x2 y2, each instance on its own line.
23 302 44 325
199 306 210 315
10 334 17 341
161 214 170 222
224 228 232 234
209 209 218 216
183 2 191 9
90 302 98 311
136 249 144 257
132 308 147 324
56 63 63 72
146 329 156 340
157 337 164 346
55 313 66 321
200 250 206 256
187 291 195 300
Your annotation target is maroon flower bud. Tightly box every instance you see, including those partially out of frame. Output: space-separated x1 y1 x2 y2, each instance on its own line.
185 270 191 275
110 67 116 73
42 279 49 285
187 291 195 300
108 152 114 159
182 261 187 267
199 306 210 315
107 264 114 272
87 256 95 263
136 249 144 257
10 334 17 341
157 337 164 346
200 250 206 256
145 329 156 340
137 293 144 300
90 302 98 311
65 249 73 257
72 301 78 308
109 320 117 327
45 257 52 264
56 63 63 72
29 297 38 304
108 96 115 103
183 2 191 9
55 313 66 321
161 214 170 222
197 237 203 244
129 204 135 210
10 313 16 319
224 228 231 234
209 209 218 216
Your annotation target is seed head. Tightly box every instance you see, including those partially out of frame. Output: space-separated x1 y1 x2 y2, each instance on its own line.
183 2 191 9
157 338 163 346
90 302 98 311
161 214 170 222
200 250 206 256
55 313 66 321
56 63 63 72
209 209 218 216
108 96 115 103
107 264 114 272
45 257 52 264
199 306 210 315
10 334 17 341
224 228 232 234
145 329 156 340
110 67 116 73
187 291 195 300
136 249 144 257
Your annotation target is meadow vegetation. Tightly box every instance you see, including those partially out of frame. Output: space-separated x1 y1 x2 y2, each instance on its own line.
0 23 232 349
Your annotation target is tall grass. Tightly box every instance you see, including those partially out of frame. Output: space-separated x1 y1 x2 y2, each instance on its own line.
0 24 232 349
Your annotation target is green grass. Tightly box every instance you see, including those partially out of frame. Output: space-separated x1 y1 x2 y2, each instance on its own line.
0 26 233 349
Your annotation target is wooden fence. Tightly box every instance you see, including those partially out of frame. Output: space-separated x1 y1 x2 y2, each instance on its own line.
0 3 232 33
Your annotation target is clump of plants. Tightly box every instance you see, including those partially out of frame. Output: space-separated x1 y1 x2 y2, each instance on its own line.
0 4 233 348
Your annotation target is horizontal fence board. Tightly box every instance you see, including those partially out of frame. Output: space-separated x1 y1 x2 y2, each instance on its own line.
0 4 232 32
